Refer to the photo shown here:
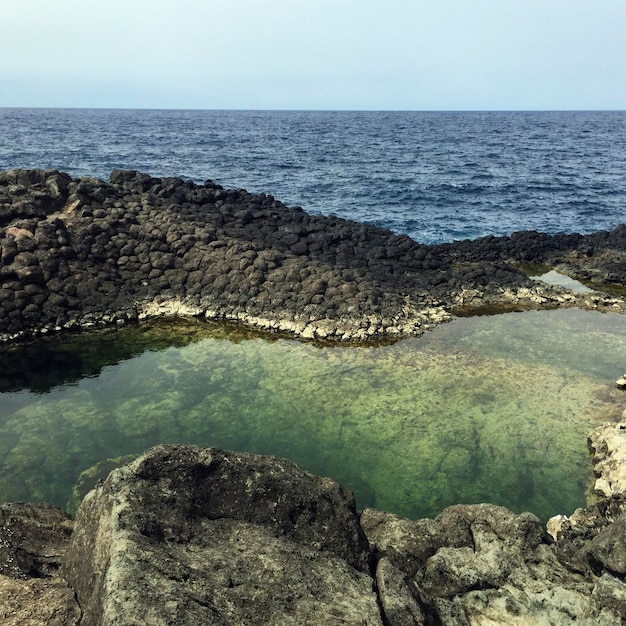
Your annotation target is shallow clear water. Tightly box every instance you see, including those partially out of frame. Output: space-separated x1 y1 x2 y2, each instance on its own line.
1 309 625 521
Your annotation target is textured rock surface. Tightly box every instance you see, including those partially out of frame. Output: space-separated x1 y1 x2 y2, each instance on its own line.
589 421 626 499
0 503 80 625
4 429 626 624
2 168 624 344
0 575 80 626
362 503 625 625
63 445 382 626
433 225 626 289
0 502 73 579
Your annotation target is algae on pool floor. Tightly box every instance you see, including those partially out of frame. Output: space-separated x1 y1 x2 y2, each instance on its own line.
0 309 624 521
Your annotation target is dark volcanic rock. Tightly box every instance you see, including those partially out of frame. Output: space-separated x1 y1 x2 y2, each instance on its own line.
0 502 73 580
7 167 623 344
1 167 626 345
435 225 626 293
0 168 458 342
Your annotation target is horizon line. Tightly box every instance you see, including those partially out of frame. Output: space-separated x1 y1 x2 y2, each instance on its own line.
1 106 626 114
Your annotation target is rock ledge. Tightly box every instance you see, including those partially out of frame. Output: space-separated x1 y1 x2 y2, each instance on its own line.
2 168 626 344
2 426 626 624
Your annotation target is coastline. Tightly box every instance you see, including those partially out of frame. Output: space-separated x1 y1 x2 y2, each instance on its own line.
2 168 626 346
3 168 626 622
2 420 626 624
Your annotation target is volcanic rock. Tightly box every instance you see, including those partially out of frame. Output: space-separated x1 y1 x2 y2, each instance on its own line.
3 168 625 345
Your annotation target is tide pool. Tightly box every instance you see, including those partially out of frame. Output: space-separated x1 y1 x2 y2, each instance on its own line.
1 309 624 521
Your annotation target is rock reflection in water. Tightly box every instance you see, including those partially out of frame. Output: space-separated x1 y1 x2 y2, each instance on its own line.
0 310 625 522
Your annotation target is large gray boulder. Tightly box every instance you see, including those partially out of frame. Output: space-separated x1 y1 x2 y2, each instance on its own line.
63 445 384 625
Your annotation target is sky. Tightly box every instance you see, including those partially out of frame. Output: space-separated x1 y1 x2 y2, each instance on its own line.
2 0 625 110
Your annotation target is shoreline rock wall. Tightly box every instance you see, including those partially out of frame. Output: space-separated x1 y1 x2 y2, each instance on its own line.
2 168 626 344
2 425 626 625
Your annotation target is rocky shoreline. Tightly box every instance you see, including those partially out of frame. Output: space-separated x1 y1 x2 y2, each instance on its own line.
2 168 626 344
4 169 626 623
2 422 626 625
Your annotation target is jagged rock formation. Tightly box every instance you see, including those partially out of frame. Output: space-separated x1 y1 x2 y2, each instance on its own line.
0 503 79 625
588 421 626 499
433 225 626 288
2 428 626 625
2 168 624 344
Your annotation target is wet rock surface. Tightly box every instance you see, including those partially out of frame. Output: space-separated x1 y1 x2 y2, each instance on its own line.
2 430 626 625
2 168 625 344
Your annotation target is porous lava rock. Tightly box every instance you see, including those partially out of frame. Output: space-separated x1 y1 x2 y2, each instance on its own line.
4 168 623 345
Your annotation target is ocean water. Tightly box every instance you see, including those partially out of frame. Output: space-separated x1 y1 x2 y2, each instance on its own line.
1 108 625 244
2 109 626 521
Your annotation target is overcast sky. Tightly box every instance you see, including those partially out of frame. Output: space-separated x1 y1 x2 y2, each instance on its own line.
2 0 625 110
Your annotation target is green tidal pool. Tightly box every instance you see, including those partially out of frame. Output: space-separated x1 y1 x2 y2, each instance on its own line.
1 309 626 521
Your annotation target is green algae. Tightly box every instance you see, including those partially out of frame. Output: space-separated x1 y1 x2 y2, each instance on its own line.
1 310 626 521
68 454 138 513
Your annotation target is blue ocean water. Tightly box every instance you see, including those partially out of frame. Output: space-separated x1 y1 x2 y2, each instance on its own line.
1 108 625 245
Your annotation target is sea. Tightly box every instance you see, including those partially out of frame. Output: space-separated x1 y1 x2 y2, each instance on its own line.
1 108 625 245
2 108 626 517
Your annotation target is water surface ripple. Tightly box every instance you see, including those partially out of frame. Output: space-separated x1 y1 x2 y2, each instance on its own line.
1 109 625 244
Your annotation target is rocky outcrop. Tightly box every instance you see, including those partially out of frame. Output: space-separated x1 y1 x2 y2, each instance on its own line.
363 504 623 625
433 225 626 291
2 429 626 624
63 445 380 626
0 503 80 625
2 168 624 344
588 421 626 499
361 418 626 623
